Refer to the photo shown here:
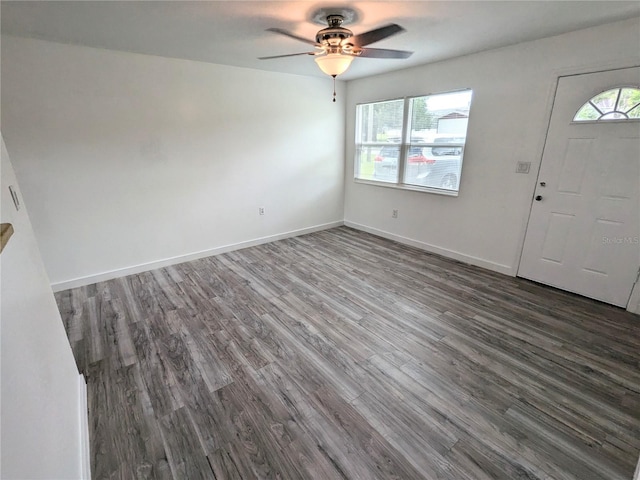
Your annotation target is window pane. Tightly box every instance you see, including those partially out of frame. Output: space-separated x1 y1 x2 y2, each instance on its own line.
628 105 640 119
355 145 378 181
357 99 404 143
573 87 640 121
409 98 435 141
373 145 400 183
601 112 627 120
405 90 471 190
574 103 600 121
409 91 472 140
422 156 461 190
618 88 640 113
590 89 619 114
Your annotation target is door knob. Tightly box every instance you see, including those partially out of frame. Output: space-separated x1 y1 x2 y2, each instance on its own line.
535 195 543 201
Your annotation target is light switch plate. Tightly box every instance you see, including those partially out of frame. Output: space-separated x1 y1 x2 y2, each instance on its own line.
516 161 531 174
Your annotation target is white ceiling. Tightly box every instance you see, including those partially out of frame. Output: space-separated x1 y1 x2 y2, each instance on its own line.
2 1 639 81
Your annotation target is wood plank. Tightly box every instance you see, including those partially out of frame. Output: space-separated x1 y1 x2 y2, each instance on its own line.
56 226 640 480
159 407 215 480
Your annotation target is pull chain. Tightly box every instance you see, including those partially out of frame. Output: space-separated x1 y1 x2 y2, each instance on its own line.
332 75 337 103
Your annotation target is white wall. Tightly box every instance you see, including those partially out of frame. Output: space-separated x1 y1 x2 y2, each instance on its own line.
1 36 345 289
344 17 640 276
0 134 86 479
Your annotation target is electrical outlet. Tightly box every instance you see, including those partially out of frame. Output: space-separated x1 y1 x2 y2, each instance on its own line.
392 209 398 219
258 207 265 215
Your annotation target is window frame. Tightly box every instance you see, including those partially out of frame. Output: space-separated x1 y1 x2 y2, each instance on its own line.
354 89 472 196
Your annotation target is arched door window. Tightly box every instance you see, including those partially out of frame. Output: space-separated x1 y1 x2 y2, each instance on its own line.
573 86 640 121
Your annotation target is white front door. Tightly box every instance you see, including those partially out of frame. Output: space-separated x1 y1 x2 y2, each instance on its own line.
519 67 640 307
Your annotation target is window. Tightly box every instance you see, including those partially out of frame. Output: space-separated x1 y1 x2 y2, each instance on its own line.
573 87 640 122
355 90 473 194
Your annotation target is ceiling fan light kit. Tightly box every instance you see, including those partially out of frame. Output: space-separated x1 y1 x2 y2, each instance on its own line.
261 8 413 101
314 53 354 77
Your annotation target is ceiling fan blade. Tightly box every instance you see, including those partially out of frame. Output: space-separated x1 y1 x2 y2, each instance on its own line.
347 24 405 47
258 52 316 60
266 27 319 46
358 47 413 59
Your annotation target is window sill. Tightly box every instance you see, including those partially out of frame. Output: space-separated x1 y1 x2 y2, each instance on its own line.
353 178 459 197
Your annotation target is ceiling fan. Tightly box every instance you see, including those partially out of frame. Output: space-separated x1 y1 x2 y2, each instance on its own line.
259 10 412 101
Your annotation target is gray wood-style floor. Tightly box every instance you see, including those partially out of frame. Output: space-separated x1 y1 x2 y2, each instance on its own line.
55 227 640 480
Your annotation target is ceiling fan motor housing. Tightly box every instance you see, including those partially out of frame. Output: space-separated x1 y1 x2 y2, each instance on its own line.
316 14 354 51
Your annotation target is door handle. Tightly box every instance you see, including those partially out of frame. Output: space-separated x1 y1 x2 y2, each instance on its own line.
535 195 543 201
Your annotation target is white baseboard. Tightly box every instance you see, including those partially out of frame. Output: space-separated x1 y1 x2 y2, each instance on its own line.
52 221 343 291
344 221 514 276
78 374 91 480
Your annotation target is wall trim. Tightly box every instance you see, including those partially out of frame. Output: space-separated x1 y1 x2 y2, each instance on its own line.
78 374 91 480
345 221 514 277
52 221 344 291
